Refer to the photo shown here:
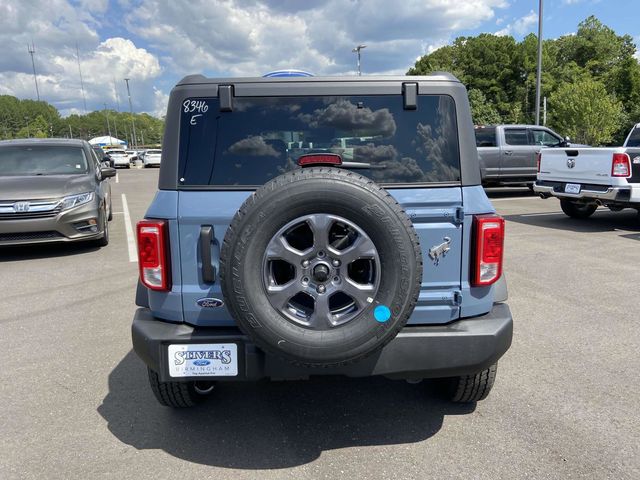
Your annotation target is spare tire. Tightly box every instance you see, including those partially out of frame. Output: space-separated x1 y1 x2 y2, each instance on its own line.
220 168 422 366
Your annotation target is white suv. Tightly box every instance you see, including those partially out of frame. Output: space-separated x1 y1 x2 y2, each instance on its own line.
143 149 162 168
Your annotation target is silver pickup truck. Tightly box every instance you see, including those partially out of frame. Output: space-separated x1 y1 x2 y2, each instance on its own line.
476 124 578 187
534 124 640 219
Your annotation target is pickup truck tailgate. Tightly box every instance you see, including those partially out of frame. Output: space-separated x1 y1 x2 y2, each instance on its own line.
539 148 619 184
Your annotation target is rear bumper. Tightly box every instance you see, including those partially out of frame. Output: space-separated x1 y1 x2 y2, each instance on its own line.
534 180 630 202
132 303 513 382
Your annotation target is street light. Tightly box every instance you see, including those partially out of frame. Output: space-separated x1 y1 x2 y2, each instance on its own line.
124 78 138 148
535 0 543 125
352 44 367 76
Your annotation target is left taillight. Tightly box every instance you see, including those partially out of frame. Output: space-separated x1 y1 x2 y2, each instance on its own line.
472 214 505 287
137 219 171 291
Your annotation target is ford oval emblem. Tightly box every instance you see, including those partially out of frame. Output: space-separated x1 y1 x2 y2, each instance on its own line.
197 297 224 308
193 360 210 366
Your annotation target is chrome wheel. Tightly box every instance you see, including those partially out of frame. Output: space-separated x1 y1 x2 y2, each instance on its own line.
262 214 380 330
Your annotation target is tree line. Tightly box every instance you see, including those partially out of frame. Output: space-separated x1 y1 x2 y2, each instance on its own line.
409 16 640 146
0 95 164 146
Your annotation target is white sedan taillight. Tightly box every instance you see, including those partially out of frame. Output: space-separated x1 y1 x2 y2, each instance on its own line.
137 220 171 291
472 214 505 287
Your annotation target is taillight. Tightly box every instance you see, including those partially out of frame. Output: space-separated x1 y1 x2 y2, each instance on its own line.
137 219 171 291
611 153 631 177
472 214 505 287
536 152 542 173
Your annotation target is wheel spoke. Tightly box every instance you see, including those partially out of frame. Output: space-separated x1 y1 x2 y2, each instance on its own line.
266 280 301 309
332 234 377 265
306 214 332 251
265 235 305 266
341 278 375 308
309 294 333 328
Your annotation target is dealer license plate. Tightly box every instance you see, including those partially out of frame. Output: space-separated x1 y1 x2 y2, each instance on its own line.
168 343 238 377
564 183 581 194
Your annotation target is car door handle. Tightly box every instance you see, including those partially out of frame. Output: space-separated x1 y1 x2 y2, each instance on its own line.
200 225 216 283
503 150 513 156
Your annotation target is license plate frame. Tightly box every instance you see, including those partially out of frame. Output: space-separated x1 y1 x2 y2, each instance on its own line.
167 343 238 377
564 183 581 194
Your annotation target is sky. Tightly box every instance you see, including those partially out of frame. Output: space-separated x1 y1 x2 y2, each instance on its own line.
0 0 638 118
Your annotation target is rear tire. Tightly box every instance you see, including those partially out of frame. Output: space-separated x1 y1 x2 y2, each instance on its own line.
445 363 498 403
560 199 597 219
147 368 214 408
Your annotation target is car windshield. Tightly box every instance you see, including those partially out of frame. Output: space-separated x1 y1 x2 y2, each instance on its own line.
110 150 126 155
626 127 640 147
0 145 89 176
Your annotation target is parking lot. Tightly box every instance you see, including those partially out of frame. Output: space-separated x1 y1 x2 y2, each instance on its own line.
0 168 638 480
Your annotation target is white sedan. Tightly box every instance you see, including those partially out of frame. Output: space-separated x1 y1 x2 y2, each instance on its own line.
143 149 162 168
108 149 131 169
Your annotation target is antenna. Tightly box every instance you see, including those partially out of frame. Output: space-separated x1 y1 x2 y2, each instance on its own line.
27 42 41 101
76 42 88 114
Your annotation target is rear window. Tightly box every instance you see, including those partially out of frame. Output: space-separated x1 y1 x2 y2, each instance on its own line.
475 127 496 147
178 95 461 187
0 146 88 176
626 127 640 147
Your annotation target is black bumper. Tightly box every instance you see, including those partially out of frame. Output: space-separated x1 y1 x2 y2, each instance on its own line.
132 303 513 382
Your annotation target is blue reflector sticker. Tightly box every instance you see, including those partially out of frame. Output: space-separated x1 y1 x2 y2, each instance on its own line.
374 305 391 322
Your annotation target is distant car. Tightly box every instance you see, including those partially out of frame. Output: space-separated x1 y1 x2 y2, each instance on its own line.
92 146 113 167
107 149 131 169
143 149 162 168
0 138 116 247
125 150 139 164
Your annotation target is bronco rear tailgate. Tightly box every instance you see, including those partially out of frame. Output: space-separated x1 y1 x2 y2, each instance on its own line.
539 147 622 184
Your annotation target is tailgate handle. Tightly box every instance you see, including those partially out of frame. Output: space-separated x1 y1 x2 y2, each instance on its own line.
200 226 216 283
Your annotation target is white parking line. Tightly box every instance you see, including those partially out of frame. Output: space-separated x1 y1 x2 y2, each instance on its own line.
115 173 119 183
491 196 538 202
121 194 137 263
519 212 565 217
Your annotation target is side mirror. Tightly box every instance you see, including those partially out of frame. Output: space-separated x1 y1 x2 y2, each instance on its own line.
100 166 117 179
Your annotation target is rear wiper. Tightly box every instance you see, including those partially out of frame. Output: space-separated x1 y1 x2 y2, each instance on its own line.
341 161 386 169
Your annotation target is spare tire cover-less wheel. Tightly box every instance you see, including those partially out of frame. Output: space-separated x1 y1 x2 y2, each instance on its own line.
220 168 423 366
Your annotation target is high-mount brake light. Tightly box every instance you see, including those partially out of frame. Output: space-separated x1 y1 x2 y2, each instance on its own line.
297 153 343 167
472 214 505 287
137 220 171 291
611 152 631 177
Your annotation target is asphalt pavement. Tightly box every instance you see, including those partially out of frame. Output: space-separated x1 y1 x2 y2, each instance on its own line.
0 171 638 479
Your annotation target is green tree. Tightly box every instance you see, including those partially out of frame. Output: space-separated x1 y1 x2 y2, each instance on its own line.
548 79 623 145
468 89 501 124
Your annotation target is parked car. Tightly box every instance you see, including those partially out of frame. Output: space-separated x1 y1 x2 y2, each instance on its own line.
534 124 640 219
92 146 113 167
142 149 162 167
0 138 115 246
476 124 586 187
131 73 513 408
107 149 130 169
125 150 139 164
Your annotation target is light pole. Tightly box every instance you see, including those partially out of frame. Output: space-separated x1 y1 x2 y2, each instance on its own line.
27 42 40 101
535 0 543 125
103 103 112 144
124 78 138 148
352 44 367 76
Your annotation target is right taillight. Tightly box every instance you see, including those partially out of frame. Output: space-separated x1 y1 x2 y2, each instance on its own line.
137 219 171 291
472 214 505 287
536 152 542 173
611 153 631 177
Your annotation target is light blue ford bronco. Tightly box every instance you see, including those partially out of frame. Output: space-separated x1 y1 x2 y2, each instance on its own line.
132 73 513 407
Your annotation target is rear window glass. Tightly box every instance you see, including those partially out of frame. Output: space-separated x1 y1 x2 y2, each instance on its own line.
178 95 461 186
626 127 640 147
475 127 496 147
504 129 528 146
0 146 88 176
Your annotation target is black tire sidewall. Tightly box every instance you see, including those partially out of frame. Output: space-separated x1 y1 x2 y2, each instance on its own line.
221 171 421 366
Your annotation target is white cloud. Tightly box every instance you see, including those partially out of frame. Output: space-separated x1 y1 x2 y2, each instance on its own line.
496 10 538 37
